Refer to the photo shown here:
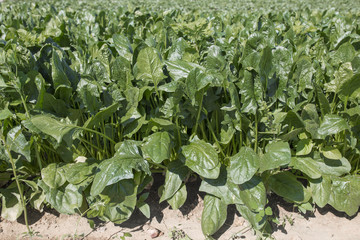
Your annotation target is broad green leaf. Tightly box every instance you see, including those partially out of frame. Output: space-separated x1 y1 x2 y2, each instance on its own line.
165 60 204 81
136 193 150 218
0 108 13 120
239 70 257 114
0 189 23 221
201 195 227 236
63 161 97 185
268 172 305 202
206 45 226 71
51 50 71 90
142 132 172 164
160 160 189 202
90 141 150 196
6 125 31 162
294 56 315 92
316 156 351 176
84 103 119 129
290 157 322 179
239 176 266 211
310 176 331 208
328 175 360 216
112 34 133 61
182 139 220 179
76 76 101 115
236 204 266 230
38 180 83 214
338 73 360 99
186 68 213 103
320 146 342 160
272 46 292 101
259 46 272 85
318 114 349 138
229 147 259 184
133 47 165 88
41 163 66 189
296 139 314 156
333 42 356 65
260 141 291 172
31 115 77 143
315 84 331 116
137 202 150 218
167 184 187 210
199 167 242 205
101 180 137 224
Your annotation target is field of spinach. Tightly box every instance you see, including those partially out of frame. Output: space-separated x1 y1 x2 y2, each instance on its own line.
1 0 360 239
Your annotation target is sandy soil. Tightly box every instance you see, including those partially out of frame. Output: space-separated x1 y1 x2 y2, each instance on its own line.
0 176 359 240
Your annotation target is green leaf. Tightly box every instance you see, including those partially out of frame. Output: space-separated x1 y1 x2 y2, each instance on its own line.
186 68 213 103
329 175 360 216
63 161 97 185
83 103 119 129
259 46 272 84
51 50 71 90
239 70 257 114
199 167 242 205
296 139 314 156
206 45 226 71
137 192 150 218
333 42 356 65
290 157 322 179
165 60 204 81
294 56 315 92
90 141 150 196
239 176 266 211
133 47 165 88
318 114 349 138
137 202 150 218
167 184 187 210
315 84 331 117
76 76 101 115
316 156 351 176
260 141 291 172
310 176 331 208
160 160 189 202
38 180 83 214
31 115 77 143
0 108 13 120
182 139 220 179
201 195 227 236
6 125 31 162
0 189 23 221
320 146 342 160
112 34 133 61
101 180 137 224
229 147 259 184
338 73 360 99
268 172 305 202
236 204 267 230
41 163 66 189
142 132 172 164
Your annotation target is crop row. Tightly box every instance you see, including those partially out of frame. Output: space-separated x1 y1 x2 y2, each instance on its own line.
0 1 360 238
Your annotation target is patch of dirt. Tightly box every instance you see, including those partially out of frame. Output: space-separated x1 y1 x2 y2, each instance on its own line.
0 176 359 240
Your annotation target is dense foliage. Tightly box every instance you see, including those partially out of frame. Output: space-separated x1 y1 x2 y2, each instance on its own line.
1 0 360 238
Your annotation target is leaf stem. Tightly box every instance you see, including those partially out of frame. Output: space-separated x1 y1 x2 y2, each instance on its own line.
192 90 204 138
1 134 32 235
77 126 116 145
254 113 258 153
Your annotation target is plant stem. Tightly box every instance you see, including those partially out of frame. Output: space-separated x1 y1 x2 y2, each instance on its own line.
192 90 204 138
254 113 258 153
77 126 116 145
1 135 32 235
